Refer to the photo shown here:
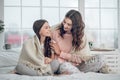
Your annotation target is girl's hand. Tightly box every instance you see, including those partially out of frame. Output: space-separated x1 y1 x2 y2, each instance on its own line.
44 57 52 64
50 40 61 56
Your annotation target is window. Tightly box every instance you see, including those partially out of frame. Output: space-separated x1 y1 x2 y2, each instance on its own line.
4 0 119 49
4 0 79 48
85 0 119 49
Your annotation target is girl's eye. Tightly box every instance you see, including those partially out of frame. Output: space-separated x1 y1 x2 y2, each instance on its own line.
45 26 50 29
68 23 72 26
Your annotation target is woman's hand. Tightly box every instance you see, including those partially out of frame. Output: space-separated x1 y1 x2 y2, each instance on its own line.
71 54 82 64
44 57 52 64
50 41 61 55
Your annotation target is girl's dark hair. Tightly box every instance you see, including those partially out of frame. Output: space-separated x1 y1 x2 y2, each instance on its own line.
58 10 85 51
44 37 51 57
33 19 52 58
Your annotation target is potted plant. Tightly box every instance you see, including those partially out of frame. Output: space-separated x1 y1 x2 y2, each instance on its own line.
0 20 5 51
0 20 4 33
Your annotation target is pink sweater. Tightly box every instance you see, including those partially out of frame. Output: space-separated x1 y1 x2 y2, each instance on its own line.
52 30 92 64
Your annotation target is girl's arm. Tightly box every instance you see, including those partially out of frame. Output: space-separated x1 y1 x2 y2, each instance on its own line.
45 51 55 64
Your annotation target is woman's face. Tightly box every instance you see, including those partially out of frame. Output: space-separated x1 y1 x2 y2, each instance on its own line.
62 17 72 33
39 22 51 37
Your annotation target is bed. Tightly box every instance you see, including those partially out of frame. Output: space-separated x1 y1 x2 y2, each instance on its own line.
0 48 120 80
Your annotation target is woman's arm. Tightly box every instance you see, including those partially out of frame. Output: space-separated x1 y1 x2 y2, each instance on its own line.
61 35 92 63
52 35 92 64
51 51 55 60
59 51 82 64
52 30 92 64
50 42 82 64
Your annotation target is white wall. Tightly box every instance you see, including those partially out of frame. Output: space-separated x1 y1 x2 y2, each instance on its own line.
118 0 120 50
78 0 85 20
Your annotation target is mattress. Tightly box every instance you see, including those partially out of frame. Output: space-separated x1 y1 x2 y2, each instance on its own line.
0 49 120 80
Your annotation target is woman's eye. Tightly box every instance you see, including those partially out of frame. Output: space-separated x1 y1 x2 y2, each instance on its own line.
45 26 48 29
63 20 66 24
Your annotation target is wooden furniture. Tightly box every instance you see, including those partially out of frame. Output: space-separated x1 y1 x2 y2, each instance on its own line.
91 49 120 73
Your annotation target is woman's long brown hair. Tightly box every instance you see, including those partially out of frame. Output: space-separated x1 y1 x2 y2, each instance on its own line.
33 19 52 58
58 10 85 51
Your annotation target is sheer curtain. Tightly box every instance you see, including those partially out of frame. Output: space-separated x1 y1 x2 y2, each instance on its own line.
4 0 79 48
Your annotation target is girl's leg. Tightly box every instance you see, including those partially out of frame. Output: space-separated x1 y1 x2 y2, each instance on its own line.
50 59 61 74
15 63 39 76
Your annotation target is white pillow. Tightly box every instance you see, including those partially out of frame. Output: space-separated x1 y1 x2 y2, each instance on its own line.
0 50 20 67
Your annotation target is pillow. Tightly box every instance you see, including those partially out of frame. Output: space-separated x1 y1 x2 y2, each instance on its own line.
0 50 20 67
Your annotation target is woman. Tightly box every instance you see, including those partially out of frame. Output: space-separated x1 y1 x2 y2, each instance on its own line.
51 10 109 73
15 19 54 76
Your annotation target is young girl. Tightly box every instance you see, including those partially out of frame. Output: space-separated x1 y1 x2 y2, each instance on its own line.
15 19 54 76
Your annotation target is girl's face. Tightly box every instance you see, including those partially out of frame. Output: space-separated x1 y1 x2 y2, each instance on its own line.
62 17 72 33
39 22 51 37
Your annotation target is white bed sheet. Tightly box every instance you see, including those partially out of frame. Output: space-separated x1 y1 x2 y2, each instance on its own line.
0 72 120 80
